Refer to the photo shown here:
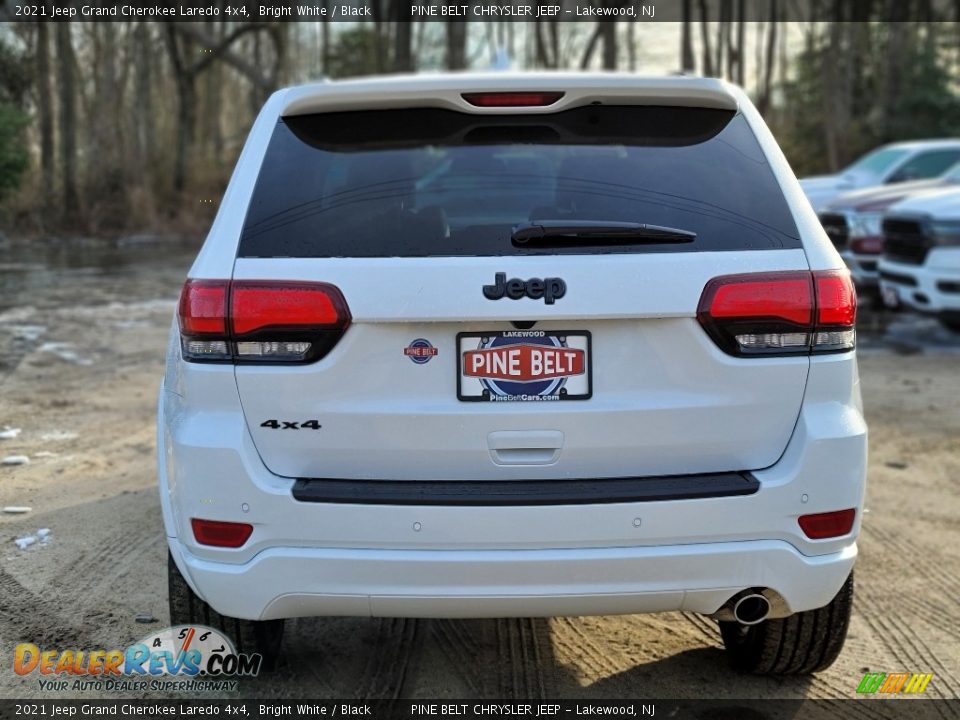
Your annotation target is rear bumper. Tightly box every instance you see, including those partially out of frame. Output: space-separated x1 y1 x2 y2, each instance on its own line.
158 352 866 622
169 537 857 620
879 254 960 314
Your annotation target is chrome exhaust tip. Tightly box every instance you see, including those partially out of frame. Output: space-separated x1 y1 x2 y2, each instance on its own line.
732 593 771 625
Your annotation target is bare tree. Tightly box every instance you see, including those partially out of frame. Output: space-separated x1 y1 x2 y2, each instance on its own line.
600 21 617 70
55 21 80 224
756 0 779 114
735 1 746 85
164 22 278 192
681 0 695 72
392 2 414 71
697 0 714 76
35 18 54 211
446 18 468 69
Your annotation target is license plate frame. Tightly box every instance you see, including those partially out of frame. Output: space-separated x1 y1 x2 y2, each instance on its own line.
456 330 592 403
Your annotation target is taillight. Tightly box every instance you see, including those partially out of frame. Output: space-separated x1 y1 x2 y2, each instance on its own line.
697 270 856 356
191 518 253 548
177 279 350 364
813 271 857 352
798 509 856 539
461 91 564 107
178 280 230 361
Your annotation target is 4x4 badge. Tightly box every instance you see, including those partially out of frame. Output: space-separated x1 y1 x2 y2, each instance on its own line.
483 272 566 304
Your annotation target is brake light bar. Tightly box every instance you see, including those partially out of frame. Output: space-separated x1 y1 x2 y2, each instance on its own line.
461 91 564 108
697 270 856 356
178 279 351 364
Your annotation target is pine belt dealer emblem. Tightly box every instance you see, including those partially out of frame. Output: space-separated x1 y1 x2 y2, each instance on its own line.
404 338 438 364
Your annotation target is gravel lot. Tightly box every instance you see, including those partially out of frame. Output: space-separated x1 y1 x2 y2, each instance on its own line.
1 238 958 700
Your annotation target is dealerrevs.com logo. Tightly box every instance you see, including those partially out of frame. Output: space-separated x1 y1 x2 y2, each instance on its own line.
14 625 261 693
856 672 933 695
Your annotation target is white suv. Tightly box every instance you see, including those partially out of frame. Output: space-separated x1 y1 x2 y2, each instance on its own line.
878 187 960 331
159 73 865 674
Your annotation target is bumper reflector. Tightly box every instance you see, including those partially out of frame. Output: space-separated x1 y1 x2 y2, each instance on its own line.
191 518 253 548
798 509 856 539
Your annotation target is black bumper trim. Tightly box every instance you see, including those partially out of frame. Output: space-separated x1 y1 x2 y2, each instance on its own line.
292 472 760 506
879 270 919 287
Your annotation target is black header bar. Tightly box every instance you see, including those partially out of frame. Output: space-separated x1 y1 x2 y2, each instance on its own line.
4 0 958 23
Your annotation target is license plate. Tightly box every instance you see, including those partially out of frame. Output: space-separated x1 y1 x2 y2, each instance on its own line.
457 331 592 402
882 285 900 308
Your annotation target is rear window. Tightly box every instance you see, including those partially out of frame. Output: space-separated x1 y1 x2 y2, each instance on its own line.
239 106 800 258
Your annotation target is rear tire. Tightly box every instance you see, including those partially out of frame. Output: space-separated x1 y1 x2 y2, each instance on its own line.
168 551 284 668
719 572 853 675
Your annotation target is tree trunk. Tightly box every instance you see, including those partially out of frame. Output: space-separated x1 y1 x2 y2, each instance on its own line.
549 22 559 70
600 21 617 70
134 22 155 176
321 12 330 75
580 24 602 69
55 21 80 225
164 26 196 194
446 18 468 69
535 19 550 68
371 0 386 72
756 0 778 114
735 3 745 85
715 0 729 78
392 2 413 71
697 0 714 76
680 0 695 72
36 19 55 211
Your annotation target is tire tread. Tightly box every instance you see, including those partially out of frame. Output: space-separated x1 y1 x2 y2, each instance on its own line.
720 572 854 675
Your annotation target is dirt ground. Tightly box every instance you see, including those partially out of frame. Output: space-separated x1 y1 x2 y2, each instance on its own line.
0 238 958 701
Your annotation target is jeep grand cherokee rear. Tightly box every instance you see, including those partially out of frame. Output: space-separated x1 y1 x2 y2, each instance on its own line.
159 74 865 674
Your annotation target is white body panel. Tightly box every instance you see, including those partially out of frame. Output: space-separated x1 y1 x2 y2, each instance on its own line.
160 73 866 620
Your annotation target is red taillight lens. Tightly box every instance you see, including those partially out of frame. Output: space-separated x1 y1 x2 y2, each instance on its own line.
698 270 856 356
461 91 564 107
191 518 253 548
231 282 348 336
815 271 857 327
698 271 813 356
178 280 228 336
813 270 857 352
798 509 856 539
177 279 351 364
702 272 813 326
849 236 882 254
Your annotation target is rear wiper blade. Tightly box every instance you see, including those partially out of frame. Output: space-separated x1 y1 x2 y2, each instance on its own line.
511 220 696 245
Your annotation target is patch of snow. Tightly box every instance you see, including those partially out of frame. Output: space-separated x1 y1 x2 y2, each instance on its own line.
38 342 93 366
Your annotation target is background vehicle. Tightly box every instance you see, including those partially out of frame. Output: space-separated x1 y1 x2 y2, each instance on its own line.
818 162 960 292
800 140 960 212
879 188 960 331
160 73 865 675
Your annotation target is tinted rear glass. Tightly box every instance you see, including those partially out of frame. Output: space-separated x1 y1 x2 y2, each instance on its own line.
239 106 800 258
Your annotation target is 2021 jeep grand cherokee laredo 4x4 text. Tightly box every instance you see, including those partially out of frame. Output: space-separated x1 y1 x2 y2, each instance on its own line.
159 74 865 674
